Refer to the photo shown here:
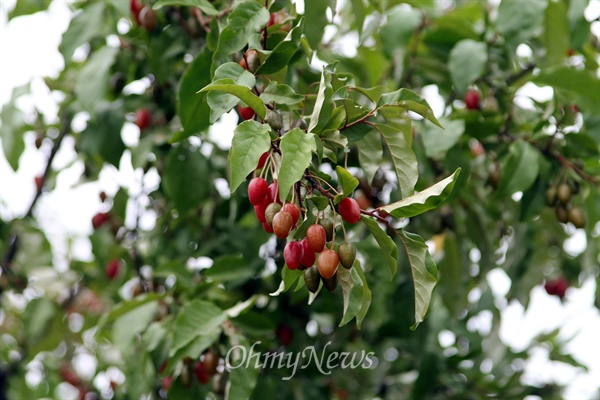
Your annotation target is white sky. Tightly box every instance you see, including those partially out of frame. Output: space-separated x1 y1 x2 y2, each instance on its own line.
0 1 599 399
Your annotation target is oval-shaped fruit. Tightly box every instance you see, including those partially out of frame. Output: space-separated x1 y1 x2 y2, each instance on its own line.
135 108 152 131
300 238 316 268
323 272 338 292
265 109 283 131
555 205 569 223
306 224 326 253
338 243 356 269
237 105 255 120
248 177 268 205
130 0 142 24
304 266 320 293
265 203 282 226
556 183 572 204
283 203 300 226
194 361 209 384
203 352 219 375
257 151 269 169
262 222 274 233
245 49 260 73
239 57 248 70
106 259 120 280
317 249 339 279
318 218 334 241
92 212 111 229
545 186 557 206
464 90 480 110
568 207 586 228
268 181 281 204
338 197 361 224
284 241 303 270
254 198 269 223
139 6 157 31
273 211 293 238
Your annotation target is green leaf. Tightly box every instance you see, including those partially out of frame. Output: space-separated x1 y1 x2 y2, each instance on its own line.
353 261 371 329
212 1 270 62
174 47 212 141
163 145 210 213
308 64 335 133
259 81 304 105
357 129 383 184
8 0 51 20
170 300 227 356
335 166 359 199
79 101 125 167
278 128 316 202
496 0 547 50
153 0 218 15
398 230 438 330
23 298 57 348
225 297 256 318
532 67 600 111
226 337 260 399
448 39 487 96
96 293 165 333
270 267 302 296
59 2 113 64
543 0 569 67
338 266 364 327
309 196 330 211
496 141 540 197
208 63 256 123
377 168 461 218
304 0 328 49
420 118 464 158
375 123 418 199
257 18 304 75
378 88 442 128
228 120 271 193
204 255 255 283
379 5 422 57
0 84 29 171
75 46 119 112
361 216 398 278
112 302 159 357
200 78 266 119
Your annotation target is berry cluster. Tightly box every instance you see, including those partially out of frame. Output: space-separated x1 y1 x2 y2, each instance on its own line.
247 152 362 293
546 181 586 228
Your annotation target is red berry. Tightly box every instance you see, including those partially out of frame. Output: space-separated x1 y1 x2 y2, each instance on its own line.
130 0 142 24
162 376 173 391
239 58 248 70
284 241 303 270
106 259 120 280
238 105 255 120
464 90 480 110
338 197 361 224
257 151 269 169
276 324 293 346
567 48 575 57
306 224 326 253
317 249 339 279
262 222 274 233
268 181 281 204
92 212 111 229
254 198 269 223
300 238 316 268
60 365 80 387
273 211 293 238
545 277 568 300
268 13 276 27
283 203 300 226
194 361 210 384
135 108 152 131
34 175 43 191
139 6 157 31
248 177 268 205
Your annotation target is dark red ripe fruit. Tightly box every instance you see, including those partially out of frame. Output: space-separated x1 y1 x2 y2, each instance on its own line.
248 177 268 205
283 203 300 226
135 108 152 131
130 0 142 24
257 152 269 169
268 13 276 27
545 277 569 300
276 324 293 346
194 361 210 384
203 352 219 375
106 259 120 280
464 90 480 110
306 224 326 253
262 222 274 233
92 212 111 229
317 249 339 279
338 197 361 224
254 198 269 223
284 241 304 270
273 211 293 238
300 238 316 268
268 181 281 204
139 6 157 31
60 365 80 387
34 175 43 191
238 105 255 120
239 58 248 70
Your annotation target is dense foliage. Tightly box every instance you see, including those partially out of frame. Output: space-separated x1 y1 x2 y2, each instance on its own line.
1 0 599 399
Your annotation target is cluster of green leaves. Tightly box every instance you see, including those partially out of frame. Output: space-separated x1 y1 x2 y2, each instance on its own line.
1 0 599 399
